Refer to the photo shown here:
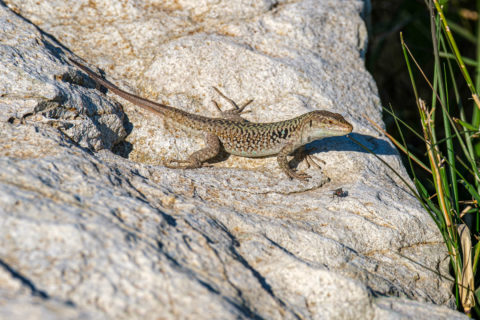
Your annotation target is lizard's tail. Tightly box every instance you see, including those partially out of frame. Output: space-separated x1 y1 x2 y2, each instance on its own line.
69 57 170 117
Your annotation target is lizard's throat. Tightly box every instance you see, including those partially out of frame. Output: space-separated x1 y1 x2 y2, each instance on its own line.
301 125 350 144
301 129 329 145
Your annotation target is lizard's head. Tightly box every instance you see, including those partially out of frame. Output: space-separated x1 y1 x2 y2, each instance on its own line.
301 110 353 143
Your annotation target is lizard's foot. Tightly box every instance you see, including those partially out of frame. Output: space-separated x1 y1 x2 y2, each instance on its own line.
212 87 253 122
283 168 311 181
165 136 220 170
293 147 325 171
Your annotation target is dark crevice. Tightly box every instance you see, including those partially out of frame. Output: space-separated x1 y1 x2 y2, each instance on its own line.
187 217 302 320
157 235 266 320
0 258 49 299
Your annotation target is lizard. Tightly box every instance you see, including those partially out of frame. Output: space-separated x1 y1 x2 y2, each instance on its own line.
69 58 353 181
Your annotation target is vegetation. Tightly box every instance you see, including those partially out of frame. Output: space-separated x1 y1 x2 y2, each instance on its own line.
368 0 480 316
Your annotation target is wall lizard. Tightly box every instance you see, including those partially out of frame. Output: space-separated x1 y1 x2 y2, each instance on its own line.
70 58 353 181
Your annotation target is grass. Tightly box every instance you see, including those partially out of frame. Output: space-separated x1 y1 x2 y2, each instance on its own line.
368 0 480 316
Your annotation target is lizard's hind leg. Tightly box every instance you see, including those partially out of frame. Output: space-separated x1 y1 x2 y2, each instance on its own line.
164 133 221 169
212 87 253 122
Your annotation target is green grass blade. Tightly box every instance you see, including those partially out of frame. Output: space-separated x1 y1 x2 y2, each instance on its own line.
454 118 478 132
459 180 480 205
400 32 420 103
439 52 479 67
473 236 480 275
366 114 431 173
442 64 459 214
383 106 426 141
433 0 478 99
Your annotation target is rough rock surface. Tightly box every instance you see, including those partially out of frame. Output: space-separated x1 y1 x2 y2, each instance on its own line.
0 0 467 319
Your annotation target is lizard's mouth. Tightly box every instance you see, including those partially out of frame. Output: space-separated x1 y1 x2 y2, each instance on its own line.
330 122 353 135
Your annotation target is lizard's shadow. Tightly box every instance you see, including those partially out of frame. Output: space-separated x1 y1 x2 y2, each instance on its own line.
307 132 398 155
112 131 398 168
288 132 397 169
207 146 234 164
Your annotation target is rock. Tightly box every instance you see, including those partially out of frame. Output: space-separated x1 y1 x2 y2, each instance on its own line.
0 1 126 151
373 297 468 320
0 0 466 319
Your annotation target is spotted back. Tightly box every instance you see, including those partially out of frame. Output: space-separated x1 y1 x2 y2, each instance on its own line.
214 116 305 157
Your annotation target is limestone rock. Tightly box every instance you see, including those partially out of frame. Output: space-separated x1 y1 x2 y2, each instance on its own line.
0 0 466 319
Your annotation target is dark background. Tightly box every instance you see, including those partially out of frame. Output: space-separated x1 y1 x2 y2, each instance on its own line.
367 0 478 187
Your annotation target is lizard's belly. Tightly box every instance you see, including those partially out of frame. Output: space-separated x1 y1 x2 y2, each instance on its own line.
226 147 280 158
221 139 287 158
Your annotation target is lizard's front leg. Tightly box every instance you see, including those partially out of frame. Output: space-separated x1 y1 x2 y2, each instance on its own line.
292 146 325 170
165 133 221 169
277 143 311 181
